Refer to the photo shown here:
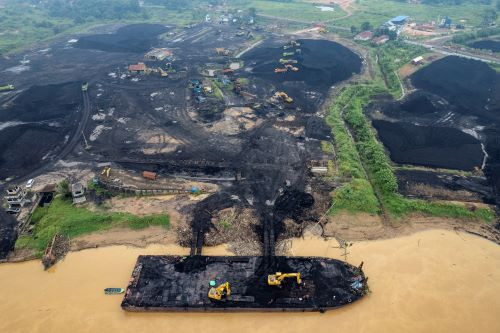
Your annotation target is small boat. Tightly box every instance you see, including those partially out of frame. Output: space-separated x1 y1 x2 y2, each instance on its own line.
104 288 125 295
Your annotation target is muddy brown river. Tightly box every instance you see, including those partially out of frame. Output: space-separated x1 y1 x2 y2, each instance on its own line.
0 229 499 333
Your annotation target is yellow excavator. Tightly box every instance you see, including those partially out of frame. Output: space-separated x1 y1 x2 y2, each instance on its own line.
208 282 231 301
268 272 301 286
274 91 293 103
101 167 111 178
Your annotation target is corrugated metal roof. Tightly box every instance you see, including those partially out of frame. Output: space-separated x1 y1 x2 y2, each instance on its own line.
390 15 409 22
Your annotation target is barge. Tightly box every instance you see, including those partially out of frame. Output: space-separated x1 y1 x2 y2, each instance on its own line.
121 255 368 312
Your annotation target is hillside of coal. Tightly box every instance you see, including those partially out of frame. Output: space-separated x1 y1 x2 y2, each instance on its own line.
0 82 82 180
372 56 500 204
242 39 362 111
75 24 168 53
468 40 500 53
373 120 483 171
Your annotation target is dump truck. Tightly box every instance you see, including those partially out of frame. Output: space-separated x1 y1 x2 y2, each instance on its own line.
0 84 15 92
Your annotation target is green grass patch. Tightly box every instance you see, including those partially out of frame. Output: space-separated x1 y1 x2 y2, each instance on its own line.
384 194 496 222
330 179 380 215
376 41 426 98
235 0 346 23
16 197 170 253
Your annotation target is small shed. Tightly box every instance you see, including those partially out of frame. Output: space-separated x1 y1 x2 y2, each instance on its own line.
411 56 424 65
128 62 147 73
354 31 373 41
143 171 157 180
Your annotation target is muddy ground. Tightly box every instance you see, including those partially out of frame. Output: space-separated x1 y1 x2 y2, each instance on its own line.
370 56 500 206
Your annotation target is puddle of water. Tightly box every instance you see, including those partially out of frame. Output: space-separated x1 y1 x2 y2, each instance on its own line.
0 230 498 333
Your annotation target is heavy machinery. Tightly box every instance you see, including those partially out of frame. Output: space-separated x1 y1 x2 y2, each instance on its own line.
274 67 288 73
284 64 299 72
158 67 168 77
0 84 15 92
208 282 231 301
101 167 111 178
283 51 295 57
81 82 88 92
268 272 301 286
274 91 293 103
279 59 298 64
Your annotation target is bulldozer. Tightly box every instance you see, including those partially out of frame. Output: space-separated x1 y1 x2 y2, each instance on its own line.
101 167 111 178
208 282 231 301
274 91 293 103
268 272 301 286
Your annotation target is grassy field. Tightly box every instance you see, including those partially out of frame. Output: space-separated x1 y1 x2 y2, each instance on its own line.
238 0 347 23
336 0 498 27
375 41 427 98
15 197 170 255
325 87 380 215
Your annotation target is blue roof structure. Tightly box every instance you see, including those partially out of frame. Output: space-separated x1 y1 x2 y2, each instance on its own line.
390 15 409 24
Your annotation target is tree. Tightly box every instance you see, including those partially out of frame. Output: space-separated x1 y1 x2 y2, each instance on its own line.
361 21 372 31
351 25 358 34
480 8 498 26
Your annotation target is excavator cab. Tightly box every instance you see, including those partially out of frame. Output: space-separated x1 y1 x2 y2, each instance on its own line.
208 282 231 301
268 272 301 286
101 167 111 178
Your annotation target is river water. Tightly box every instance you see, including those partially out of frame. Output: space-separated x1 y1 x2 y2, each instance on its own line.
0 229 499 333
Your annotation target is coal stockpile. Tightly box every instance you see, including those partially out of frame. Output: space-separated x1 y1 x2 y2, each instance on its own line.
0 82 82 180
75 24 168 53
372 120 484 171
122 255 367 312
410 56 498 119
0 208 17 259
396 169 494 203
468 40 500 53
244 39 361 88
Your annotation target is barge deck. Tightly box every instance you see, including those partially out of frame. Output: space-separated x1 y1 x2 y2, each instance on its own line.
121 255 367 312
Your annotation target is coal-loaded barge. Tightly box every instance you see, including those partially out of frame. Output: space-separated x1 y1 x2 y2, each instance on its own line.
121 255 368 312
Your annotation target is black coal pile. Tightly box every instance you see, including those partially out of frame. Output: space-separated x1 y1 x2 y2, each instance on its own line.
0 208 18 259
243 39 362 111
372 120 483 171
305 116 332 140
75 24 168 53
373 56 500 205
468 40 500 53
396 169 494 203
0 82 82 180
